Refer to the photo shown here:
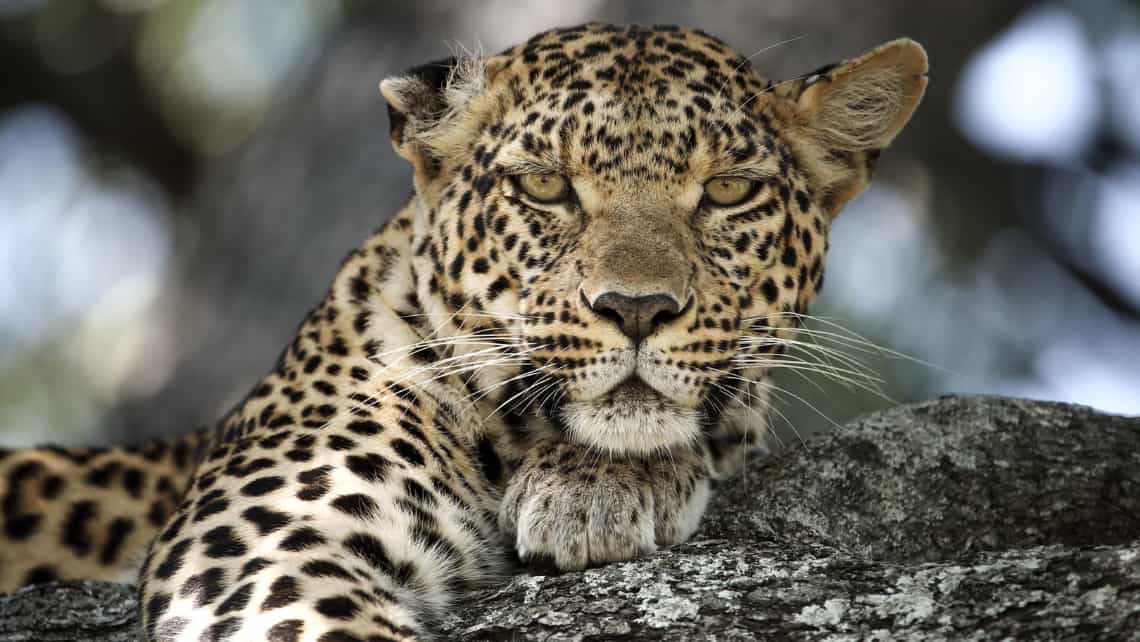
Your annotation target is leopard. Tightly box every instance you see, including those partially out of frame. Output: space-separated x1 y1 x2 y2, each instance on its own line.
0 23 927 641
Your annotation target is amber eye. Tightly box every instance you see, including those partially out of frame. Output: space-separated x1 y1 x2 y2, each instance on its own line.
515 173 570 203
704 176 756 206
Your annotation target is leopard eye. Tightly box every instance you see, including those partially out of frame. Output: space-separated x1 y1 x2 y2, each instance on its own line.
704 176 756 206
515 173 570 203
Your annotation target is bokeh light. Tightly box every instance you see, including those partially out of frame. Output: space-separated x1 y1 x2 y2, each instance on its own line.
137 0 340 153
955 6 1099 164
0 105 174 446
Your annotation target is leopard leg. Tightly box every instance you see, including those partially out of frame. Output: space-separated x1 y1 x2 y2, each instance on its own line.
138 380 505 642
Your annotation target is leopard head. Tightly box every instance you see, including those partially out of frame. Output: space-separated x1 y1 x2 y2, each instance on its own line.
379 24 926 458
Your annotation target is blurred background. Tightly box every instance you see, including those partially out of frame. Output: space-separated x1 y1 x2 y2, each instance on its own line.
1 0 1138 449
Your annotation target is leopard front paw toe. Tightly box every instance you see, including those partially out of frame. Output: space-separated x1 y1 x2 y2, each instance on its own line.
498 445 711 573
507 474 657 572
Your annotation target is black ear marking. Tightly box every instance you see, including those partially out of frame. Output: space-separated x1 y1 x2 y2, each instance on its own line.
803 62 838 85
384 56 459 145
407 56 459 94
386 106 408 145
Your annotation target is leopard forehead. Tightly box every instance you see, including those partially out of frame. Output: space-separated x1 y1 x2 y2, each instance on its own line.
499 23 767 105
430 24 785 183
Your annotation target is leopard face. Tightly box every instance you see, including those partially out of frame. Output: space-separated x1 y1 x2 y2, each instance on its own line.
382 24 927 457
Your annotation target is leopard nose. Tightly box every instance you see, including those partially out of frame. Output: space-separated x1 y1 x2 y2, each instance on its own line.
587 291 685 344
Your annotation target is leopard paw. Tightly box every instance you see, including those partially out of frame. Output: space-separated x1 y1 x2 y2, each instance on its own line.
497 442 710 572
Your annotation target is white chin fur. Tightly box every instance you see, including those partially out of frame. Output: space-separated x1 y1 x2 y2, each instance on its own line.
559 398 701 455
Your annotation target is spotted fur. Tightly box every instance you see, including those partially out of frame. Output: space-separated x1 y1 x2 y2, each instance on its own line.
0 24 926 640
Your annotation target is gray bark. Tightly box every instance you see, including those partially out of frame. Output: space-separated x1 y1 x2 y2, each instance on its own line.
0 581 137 642
4 395 1138 641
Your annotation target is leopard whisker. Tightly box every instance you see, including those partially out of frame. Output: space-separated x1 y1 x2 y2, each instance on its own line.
724 69 821 122
731 357 892 403
753 312 955 374
711 377 781 444
733 345 882 382
399 310 537 320
469 366 545 406
386 354 531 400
730 359 834 396
387 348 522 386
472 368 561 418
740 316 911 388
482 368 566 424
705 375 795 450
770 337 882 379
743 342 877 387
780 361 893 403
732 351 883 387
301 351 525 437
711 367 843 432
714 35 806 100
405 355 532 391
365 333 518 367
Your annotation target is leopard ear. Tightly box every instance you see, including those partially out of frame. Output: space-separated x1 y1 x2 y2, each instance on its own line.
379 56 460 164
779 39 928 217
796 38 927 151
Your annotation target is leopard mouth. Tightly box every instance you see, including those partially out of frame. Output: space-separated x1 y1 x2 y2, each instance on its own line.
549 375 702 455
607 377 663 404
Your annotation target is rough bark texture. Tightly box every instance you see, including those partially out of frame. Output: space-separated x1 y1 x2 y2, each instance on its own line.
3 395 1138 641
